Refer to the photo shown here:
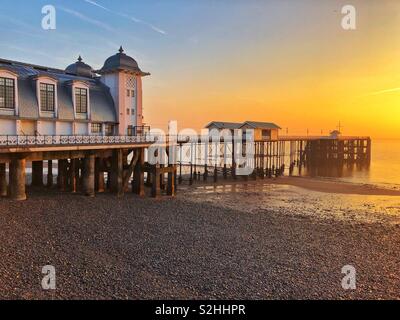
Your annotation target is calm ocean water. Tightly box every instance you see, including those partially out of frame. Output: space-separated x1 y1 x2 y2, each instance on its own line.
331 139 400 189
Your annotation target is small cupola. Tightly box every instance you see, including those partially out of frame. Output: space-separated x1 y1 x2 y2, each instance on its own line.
98 46 150 76
65 56 94 78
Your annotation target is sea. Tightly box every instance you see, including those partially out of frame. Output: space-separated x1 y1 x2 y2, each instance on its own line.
293 139 400 190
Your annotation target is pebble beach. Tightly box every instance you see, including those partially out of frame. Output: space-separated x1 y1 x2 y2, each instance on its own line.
0 182 399 300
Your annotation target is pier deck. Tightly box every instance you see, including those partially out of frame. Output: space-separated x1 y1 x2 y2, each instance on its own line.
0 134 371 200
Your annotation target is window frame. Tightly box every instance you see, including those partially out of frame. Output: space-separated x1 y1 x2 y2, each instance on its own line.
39 83 55 112
127 125 134 136
105 124 114 136
0 76 15 110
75 87 88 114
261 129 271 139
91 123 102 134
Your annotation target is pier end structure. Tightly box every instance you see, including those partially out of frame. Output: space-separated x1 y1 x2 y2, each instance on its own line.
174 133 372 184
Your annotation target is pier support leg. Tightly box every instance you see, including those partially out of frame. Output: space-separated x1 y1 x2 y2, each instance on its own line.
82 154 95 197
223 165 227 179
174 168 178 193
0 163 7 197
160 167 166 190
110 149 123 196
47 160 53 188
133 149 145 196
57 160 67 191
151 167 161 198
95 158 105 193
366 138 372 166
145 172 152 186
9 158 26 201
69 159 77 193
167 167 176 196
32 161 43 187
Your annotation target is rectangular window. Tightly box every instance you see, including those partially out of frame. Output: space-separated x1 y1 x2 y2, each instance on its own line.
0 77 15 109
131 90 135 97
262 129 271 139
91 123 102 134
127 108 130 115
75 88 88 113
131 109 135 115
105 124 114 136
127 125 134 136
127 89 130 97
40 83 55 112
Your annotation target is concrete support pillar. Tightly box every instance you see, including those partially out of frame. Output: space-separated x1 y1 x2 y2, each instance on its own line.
110 149 123 196
95 158 105 193
47 160 53 188
32 161 44 187
57 160 67 191
133 149 145 196
82 154 95 197
151 167 161 198
0 163 7 197
9 158 26 201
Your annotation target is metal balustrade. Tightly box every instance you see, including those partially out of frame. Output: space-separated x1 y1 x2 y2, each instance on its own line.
0 135 156 147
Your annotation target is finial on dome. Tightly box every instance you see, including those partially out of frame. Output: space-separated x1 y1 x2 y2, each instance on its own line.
119 46 124 54
78 55 83 62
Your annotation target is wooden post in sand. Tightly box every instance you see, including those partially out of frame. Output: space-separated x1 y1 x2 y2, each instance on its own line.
151 166 161 198
95 158 105 193
8 157 26 201
133 149 145 196
167 166 176 196
57 159 67 191
0 163 7 197
69 158 78 193
110 149 123 196
82 153 95 197
32 161 43 187
47 160 53 188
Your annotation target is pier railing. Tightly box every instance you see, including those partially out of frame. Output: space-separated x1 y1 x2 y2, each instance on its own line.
0 134 156 147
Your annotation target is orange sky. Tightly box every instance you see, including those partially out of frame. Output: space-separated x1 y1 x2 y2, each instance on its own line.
1 0 397 139
142 0 400 139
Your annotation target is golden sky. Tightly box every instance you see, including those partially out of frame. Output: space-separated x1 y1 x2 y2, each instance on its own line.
142 0 400 139
2 0 397 138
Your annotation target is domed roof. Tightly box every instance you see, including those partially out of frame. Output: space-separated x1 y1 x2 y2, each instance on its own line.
99 47 149 75
65 56 94 78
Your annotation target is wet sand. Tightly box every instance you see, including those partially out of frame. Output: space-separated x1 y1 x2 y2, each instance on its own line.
0 186 399 299
194 176 400 196
272 176 400 196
